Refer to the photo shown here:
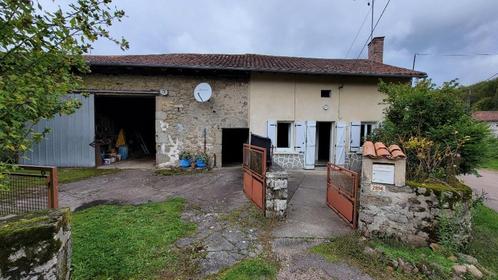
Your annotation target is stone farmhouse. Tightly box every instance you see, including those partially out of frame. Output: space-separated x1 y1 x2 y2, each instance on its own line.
22 37 426 169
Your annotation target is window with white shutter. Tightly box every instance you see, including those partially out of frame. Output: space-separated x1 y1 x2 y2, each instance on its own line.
350 121 361 152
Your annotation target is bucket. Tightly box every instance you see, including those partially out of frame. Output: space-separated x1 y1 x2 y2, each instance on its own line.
118 145 128 160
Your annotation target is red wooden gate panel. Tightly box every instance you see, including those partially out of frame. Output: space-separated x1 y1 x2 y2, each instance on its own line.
243 144 267 211
326 163 360 228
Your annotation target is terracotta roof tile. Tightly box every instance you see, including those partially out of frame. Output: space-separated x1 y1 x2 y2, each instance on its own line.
85 53 426 78
362 141 406 160
472 111 498 122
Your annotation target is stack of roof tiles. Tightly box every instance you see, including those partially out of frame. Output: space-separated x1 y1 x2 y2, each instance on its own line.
362 141 406 160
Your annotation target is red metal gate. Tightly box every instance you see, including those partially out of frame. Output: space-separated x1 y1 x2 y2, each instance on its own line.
243 144 267 210
326 163 360 228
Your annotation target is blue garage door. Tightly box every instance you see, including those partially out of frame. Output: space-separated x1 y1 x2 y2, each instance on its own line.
21 94 95 167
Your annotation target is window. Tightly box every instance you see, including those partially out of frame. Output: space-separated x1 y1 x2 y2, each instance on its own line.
321 89 331 98
277 122 291 148
360 122 375 145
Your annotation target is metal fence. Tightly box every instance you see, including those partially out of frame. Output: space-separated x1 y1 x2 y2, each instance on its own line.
243 144 267 210
326 163 360 228
0 165 58 216
243 144 266 179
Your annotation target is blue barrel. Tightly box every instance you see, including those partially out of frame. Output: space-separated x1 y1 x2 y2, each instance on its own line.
118 145 128 160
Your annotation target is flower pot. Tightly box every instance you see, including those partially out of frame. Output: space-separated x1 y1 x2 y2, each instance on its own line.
179 159 191 168
196 159 206 169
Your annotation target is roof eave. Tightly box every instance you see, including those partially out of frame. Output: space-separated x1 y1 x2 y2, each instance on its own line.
87 62 427 79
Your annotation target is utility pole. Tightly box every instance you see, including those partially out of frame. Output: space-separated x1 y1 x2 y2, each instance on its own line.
370 0 375 41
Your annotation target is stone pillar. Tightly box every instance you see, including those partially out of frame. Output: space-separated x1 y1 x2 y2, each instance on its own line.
0 209 72 280
265 170 288 219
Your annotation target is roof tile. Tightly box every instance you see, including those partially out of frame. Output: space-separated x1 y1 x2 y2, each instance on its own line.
472 111 498 122
362 141 406 160
85 53 426 78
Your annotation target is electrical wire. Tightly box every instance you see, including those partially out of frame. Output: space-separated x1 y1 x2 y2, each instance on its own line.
487 72 498 80
355 0 391 59
345 9 370 58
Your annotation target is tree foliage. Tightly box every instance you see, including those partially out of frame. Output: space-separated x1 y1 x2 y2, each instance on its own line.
462 77 498 111
0 0 128 176
374 80 492 180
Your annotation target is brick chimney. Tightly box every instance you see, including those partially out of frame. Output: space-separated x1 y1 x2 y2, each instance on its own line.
368 36 384 63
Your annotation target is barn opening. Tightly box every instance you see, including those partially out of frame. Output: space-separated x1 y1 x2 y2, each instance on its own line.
316 121 332 165
222 128 249 166
94 95 155 167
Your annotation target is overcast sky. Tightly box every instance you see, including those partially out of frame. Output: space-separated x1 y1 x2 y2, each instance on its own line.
55 0 498 85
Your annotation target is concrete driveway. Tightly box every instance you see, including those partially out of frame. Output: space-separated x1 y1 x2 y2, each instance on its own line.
59 167 246 212
460 169 498 211
274 170 370 280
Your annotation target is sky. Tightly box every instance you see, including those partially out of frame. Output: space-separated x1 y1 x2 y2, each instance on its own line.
49 0 498 85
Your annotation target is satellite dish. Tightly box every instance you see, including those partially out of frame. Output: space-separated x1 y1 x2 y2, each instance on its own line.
194 83 212 102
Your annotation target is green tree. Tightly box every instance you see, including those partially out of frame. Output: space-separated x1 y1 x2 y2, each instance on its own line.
462 77 498 111
374 79 491 180
0 0 128 178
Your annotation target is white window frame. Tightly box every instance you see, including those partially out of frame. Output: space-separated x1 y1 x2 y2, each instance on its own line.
360 122 377 145
275 121 294 153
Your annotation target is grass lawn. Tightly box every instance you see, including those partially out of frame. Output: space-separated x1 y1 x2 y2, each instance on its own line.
310 204 498 280
467 204 498 276
480 158 498 170
71 198 196 279
213 258 278 280
58 168 120 184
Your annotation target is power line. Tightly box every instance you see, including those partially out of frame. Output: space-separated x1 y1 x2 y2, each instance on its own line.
487 72 498 81
345 9 370 58
412 52 498 70
356 0 391 59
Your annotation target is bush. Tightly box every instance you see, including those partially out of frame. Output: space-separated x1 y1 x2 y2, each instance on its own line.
374 79 492 179
179 151 193 161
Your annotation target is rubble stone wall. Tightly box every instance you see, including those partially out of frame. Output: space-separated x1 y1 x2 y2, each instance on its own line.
272 153 304 169
85 73 249 168
0 209 72 280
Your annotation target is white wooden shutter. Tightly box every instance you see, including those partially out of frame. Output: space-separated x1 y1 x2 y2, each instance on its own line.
334 121 346 165
304 120 316 169
350 121 361 152
294 121 306 153
266 120 277 148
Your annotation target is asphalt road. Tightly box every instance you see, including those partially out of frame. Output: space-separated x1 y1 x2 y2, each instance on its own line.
460 169 498 211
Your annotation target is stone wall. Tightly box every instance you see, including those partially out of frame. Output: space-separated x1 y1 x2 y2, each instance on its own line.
359 183 472 246
272 153 304 169
265 165 288 219
358 156 472 246
85 73 249 168
0 209 72 280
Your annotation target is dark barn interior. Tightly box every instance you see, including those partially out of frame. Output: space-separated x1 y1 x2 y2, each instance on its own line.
222 128 249 166
94 95 155 165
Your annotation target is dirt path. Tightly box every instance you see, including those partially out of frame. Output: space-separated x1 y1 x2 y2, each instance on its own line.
273 170 372 280
460 169 498 211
